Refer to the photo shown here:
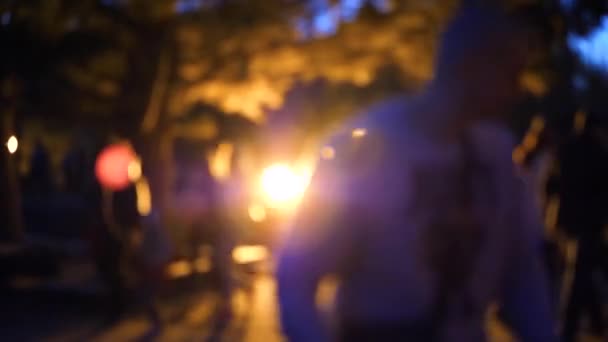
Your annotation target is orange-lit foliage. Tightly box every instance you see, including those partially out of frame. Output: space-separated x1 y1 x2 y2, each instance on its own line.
169 1 459 122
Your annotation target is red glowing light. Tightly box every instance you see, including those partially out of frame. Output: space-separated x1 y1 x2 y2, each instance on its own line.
95 143 137 191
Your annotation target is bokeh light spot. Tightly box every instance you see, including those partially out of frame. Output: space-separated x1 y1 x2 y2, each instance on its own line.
248 203 267 223
320 146 336 160
95 143 137 191
352 128 367 138
6 135 18 154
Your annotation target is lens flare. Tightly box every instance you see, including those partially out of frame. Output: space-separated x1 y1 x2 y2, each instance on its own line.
260 163 309 206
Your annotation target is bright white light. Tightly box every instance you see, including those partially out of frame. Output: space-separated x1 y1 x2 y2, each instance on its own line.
6 136 18 154
260 163 309 206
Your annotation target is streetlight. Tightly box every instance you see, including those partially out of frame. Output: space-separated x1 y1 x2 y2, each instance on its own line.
6 135 18 154
260 163 310 207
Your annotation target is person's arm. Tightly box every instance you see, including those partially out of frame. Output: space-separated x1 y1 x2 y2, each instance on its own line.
500 180 557 342
277 153 356 342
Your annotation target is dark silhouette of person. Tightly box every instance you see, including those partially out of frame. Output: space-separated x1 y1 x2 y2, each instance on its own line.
559 114 608 341
27 139 53 194
62 142 86 193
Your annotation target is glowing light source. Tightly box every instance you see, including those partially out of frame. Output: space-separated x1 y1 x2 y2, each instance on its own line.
167 257 212 279
6 135 18 154
95 143 137 191
260 163 310 206
232 245 269 264
248 203 267 222
352 128 367 138
128 158 142 182
167 260 192 278
135 177 152 216
208 142 233 181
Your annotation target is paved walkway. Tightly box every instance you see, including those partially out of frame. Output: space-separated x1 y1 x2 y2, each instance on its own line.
2 273 603 341
41 274 284 342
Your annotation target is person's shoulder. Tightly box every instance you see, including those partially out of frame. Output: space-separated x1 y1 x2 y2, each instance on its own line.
327 95 410 147
321 96 409 167
353 95 410 132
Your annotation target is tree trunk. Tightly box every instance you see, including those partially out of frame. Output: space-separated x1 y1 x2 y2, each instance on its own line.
134 23 175 222
108 20 172 215
114 25 168 138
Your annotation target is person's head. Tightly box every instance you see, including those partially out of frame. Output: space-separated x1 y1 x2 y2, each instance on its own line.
432 6 532 118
